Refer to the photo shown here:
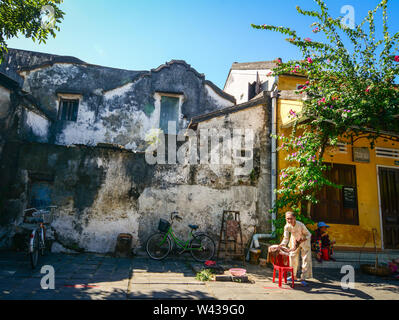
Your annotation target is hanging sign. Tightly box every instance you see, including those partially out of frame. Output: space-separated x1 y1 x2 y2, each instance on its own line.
353 147 370 163
343 186 357 209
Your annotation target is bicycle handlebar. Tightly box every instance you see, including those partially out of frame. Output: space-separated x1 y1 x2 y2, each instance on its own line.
24 206 57 215
170 211 183 222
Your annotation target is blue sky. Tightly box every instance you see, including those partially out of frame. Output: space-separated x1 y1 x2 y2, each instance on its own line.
6 0 399 88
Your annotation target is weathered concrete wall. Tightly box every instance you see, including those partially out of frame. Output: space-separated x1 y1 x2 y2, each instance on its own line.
1 99 271 253
0 85 11 158
0 49 272 253
0 85 14 246
1 49 235 152
1 138 262 253
0 85 22 155
195 104 272 233
0 82 52 245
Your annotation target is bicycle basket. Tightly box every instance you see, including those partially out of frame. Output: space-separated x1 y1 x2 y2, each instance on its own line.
35 209 54 224
43 212 54 224
158 219 171 233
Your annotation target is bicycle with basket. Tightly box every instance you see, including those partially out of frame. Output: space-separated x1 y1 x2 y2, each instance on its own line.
146 211 216 262
22 206 57 269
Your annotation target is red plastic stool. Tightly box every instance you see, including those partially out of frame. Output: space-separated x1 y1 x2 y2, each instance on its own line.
273 265 295 288
271 254 295 288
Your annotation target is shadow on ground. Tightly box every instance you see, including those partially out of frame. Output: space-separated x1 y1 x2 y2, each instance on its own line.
0 250 133 300
215 258 398 300
128 288 215 300
127 255 214 300
0 250 214 300
1 251 397 300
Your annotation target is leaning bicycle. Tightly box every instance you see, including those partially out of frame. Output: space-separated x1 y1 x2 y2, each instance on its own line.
146 212 216 262
23 206 57 269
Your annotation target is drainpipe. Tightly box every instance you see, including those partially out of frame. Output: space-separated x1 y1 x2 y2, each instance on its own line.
246 88 279 260
270 87 278 234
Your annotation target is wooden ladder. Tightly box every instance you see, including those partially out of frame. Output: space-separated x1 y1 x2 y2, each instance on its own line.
216 210 245 264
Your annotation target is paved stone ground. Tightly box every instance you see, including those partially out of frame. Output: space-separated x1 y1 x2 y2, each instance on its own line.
0 250 398 300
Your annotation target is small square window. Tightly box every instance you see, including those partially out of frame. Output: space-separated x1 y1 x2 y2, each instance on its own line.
58 99 79 122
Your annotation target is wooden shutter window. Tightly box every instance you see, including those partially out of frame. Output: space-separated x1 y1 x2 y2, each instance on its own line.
311 163 359 225
58 99 79 122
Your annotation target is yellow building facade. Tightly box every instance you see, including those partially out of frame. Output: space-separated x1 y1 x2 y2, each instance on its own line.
276 75 399 250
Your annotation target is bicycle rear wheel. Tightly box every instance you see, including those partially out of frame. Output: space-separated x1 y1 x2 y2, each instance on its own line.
146 232 171 260
40 228 46 256
190 234 215 262
30 233 39 269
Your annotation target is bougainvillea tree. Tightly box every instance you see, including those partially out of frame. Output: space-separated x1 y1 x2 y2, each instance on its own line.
252 0 399 239
0 0 64 62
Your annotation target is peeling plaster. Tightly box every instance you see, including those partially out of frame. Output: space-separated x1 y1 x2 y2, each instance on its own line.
104 82 135 100
15 58 236 152
205 84 235 109
0 86 11 119
0 51 272 253
25 111 49 142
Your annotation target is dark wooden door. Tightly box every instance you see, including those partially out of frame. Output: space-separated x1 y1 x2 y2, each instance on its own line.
379 167 399 249
311 163 359 225
29 181 52 209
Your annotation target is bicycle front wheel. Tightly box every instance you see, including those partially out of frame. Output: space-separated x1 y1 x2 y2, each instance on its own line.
30 233 39 269
190 234 216 262
146 233 171 260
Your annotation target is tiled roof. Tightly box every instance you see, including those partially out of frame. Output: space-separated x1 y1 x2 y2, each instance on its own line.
189 91 270 128
230 61 278 71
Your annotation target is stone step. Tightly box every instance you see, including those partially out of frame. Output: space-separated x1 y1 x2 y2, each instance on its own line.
311 250 399 269
312 259 375 269
333 251 398 260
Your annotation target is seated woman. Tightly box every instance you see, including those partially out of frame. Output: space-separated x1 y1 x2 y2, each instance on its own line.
311 222 336 263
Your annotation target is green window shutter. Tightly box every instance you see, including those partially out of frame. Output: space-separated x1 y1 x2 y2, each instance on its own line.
160 96 179 134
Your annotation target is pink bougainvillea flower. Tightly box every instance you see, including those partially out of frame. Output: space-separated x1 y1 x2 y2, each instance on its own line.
312 27 319 33
318 97 326 105
394 55 399 62
305 81 310 85
307 57 313 64
291 65 300 73
304 38 312 42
